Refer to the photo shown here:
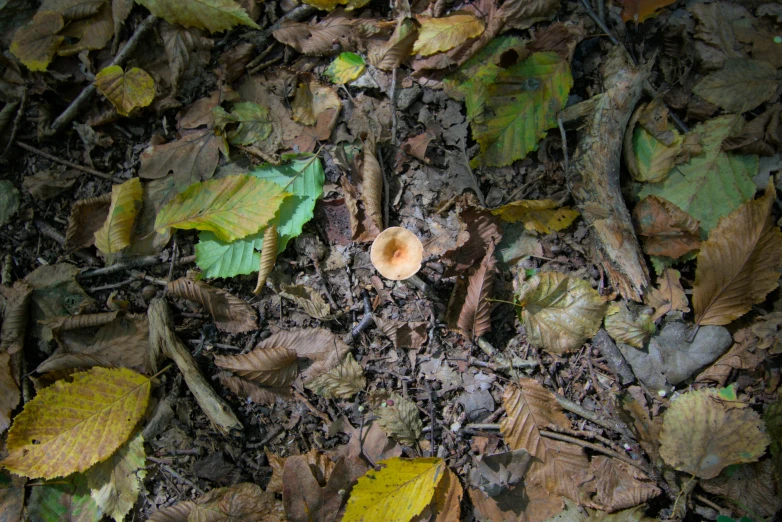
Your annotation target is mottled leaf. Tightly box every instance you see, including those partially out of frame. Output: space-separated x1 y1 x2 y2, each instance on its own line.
86 432 146 522
374 393 423 447
492 199 579 234
292 81 342 126
94 65 155 117
9 10 64 71
305 352 365 399
325 52 365 84
214 101 273 146
604 302 656 348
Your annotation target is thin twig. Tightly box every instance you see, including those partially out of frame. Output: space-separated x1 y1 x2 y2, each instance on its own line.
148 457 204 495
163 237 177 297
555 394 636 442
1 88 27 160
293 390 332 424
246 42 277 71
390 68 398 146
558 114 569 174
346 290 374 343
18 141 115 181
580 0 619 45
540 429 647 470
88 278 136 292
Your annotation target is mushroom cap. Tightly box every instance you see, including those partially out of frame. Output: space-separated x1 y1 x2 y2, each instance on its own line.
370 227 424 280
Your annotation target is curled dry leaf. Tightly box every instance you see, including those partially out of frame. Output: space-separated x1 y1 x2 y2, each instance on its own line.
253 223 278 295
374 392 423 447
374 317 428 349
305 352 365 399
214 345 298 388
369 17 419 71
94 178 143 260
292 81 342 126
216 371 291 405
446 241 496 340
0 281 33 354
644 268 689 321
361 137 384 234
279 283 333 320
65 193 111 253
167 277 257 333
251 328 349 383
413 13 485 57
693 184 782 326
659 386 770 479
633 195 701 259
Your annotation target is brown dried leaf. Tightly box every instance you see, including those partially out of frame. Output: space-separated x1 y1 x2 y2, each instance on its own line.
374 318 428 349
603 302 656 349
265 449 286 494
446 241 495 340
586 456 660 512
23 169 80 200
693 58 778 113
254 224 278 295
402 132 434 162
214 346 298 387
273 13 363 56
374 392 423 447
64 193 111 253
441 196 501 276
279 283 333 320
723 104 782 156
57 1 113 56
694 184 782 326
701 459 782 518
368 18 419 71
527 21 586 62
0 352 20 434
0 282 32 354
216 371 290 405
42 312 119 336
644 268 689 321
617 387 661 462
501 0 560 31
468 480 564 522
305 352 365 399
361 138 384 234
292 81 342 126
159 22 212 95
150 483 285 522
414 467 463 522
633 195 701 259
344 420 402 463
341 175 381 243
139 130 222 192
254 328 349 383
695 327 764 386
167 278 257 333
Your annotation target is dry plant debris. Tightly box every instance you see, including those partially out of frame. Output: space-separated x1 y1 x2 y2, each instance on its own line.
0 0 781 520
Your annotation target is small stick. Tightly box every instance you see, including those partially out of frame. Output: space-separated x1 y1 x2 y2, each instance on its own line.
346 290 374 343
540 429 646 470
245 42 276 71
390 68 398 146
425 381 436 456
148 458 204 495
1 89 27 160
18 141 115 181
311 255 339 310
78 254 195 280
558 114 569 174
88 278 136 292
293 390 332 424
555 394 635 442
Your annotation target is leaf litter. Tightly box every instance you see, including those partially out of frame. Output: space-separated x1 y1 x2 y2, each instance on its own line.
0 0 781 520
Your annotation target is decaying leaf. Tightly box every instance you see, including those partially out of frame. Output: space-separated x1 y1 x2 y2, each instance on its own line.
135 0 259 33
585 456 660 512
633 195 701 259
214 345 298 388
214 101 273 146
64 193 112 252
0 353 20 435
279 283 333 320
361 137 384 235
216 371 290 405
253 223 278 294
446 241 496 340
723 104 782 156
413 14 485 57
305 352 365 399
693 58 778 113
94 65 156 117
516 272 607 354
148 483 285 522
1 367 151 479
701 459 782 519
9 10 64 71
343 458 445 522
86 432 146 522
374 317 428 349
492 199 579 234
695 327 764 386
0 281 33 354
644 268 689 321
325 52 365 84
693 184 782 326
27 473 101 522
292 81 342 126
249 328 349 384
93 178 142 260
273 13 365 56
374 392 423 447
659 386 770 479
618 0 676 23
604 302 656 349
369 17 419 71
155 174 288 242
167 278 257 333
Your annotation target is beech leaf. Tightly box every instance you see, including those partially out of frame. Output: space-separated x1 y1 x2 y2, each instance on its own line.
305 352 365 399
343 458 445 522
659 386 770 479
213 101 273 146
148 483 284 521
1 367 151 479
446 241 496 339
134 0 259 33
604 302 656 348
374 393 423 447
154 174 288 242
325 52 366 84
492 199 579 234
94 178 143 259
369 18 419 71
27 473 101 521
166 277 257 333
279 283 333 320
94 65 155 117
214 345 298 387
693 184 782 326
9 10 64 71
413 14 485 57
693 58 778 113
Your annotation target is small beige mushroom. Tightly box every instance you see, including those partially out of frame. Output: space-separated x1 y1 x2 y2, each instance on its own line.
370 227 423 280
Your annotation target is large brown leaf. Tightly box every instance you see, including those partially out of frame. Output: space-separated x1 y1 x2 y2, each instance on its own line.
214 346 298 387
167 278 257 333
693 184 782 326
138 130 223 192
368 17 418 71
633 195 701 259
251 328 349 383
585 456 660 512
273 12 363 56
446 241 495 339
149 483 285 522
723 104 782 156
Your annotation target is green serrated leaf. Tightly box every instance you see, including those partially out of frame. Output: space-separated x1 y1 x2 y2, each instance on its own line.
134 0 259 33
325 52 366 84
638 116 758 236
213 101 272 146
471 52 572 167
305 352 365 398
195 156 324 278
375 393 423 447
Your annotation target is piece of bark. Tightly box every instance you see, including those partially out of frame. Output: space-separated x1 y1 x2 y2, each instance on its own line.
148 298 242 437
592 329 635 385
566 47 651 301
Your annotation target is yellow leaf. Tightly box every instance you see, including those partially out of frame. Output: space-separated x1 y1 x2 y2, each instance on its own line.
492 199 579 233
413 13 485 57
693 184 782 326
343 457 446 522
95 65 155 117
9 10 64 71
154 175 288 242
135 0 259 33
325 52 366 84
659 387 770 479
94 177 143 259
1 367 151 479
292 81 342 126
302 0 370 10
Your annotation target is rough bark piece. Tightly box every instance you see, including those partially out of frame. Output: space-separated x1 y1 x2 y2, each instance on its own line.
566 47 650 301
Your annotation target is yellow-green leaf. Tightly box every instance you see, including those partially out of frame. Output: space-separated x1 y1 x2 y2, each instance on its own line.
95 65 155 117
1 367 151 479
413 13 485 57
94 178 143 259
492 199 579 233
86 432 146 522
154 174 288 242
325 52 366 84
603 302 656 348
134 0 259 33
9 10 64 71
343 457 446 522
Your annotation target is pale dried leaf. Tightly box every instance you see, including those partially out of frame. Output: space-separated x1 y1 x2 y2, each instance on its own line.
253 328 349 383
273 14 363 56
279 283 333 320
369 17 419 71
167 277 257 333
693 184 782 326
305 352 365 399
94 178 143 259
214 346 298 388
361 138 384 234
603 302 656 348
374 317 428 349
292 81 342 126
86 432 146 522
374 393 423 446
644 268 689 321
446 241 495 339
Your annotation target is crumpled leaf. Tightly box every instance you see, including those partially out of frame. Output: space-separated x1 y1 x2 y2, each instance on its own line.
374 317 428 349
25 264 95 339
638 116 758 235
696 327 764 386
292 81 342 126
216 371 290 406
213 101 273 146
659 386 770 479
446 241 496 340
492 199 579 234
305 352 365 399
94 178 142 260
723 104 782 156
279 283 333 320
148 483 285 522
693 184 782 326
86 432 146 522
325 52 365 84
604 302 656 349
9 10 64 71
155 174 288 242
472 52 572 167
273 13 365 56
516 272 607 354
369 17 419 71
64 193 112 252
633 195 701 259
342 458 445 522
27 473 101 522
135 0 259 33
1 367 151 479
693 58 778 113
644 268 689 321
0 181 20 226
373 393 423 447
413 14 485 57
253 223 278 294
585 456 661 512
214 345 298 387
94 65 155 117
167 277 257 333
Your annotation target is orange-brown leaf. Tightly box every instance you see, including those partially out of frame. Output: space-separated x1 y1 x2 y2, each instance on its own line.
253 224 278 295
362 137 384 234
248 328 349 383
64 193 112 252
167 277 258 333
368 17 419 71
633 195 701 259
214 346 298 387
446 241 496 339
216 371 290 406
618 0 676 23
693 185 782 326
644 268 689 321
586 456 660 511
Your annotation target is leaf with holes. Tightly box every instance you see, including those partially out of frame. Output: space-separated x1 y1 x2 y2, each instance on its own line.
413 14 485 57
94 65 155 117
135 0 259 33
94 178 142 260
1 367 151 479
214 346 298 388
305 352 365 399
325 52 366 84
